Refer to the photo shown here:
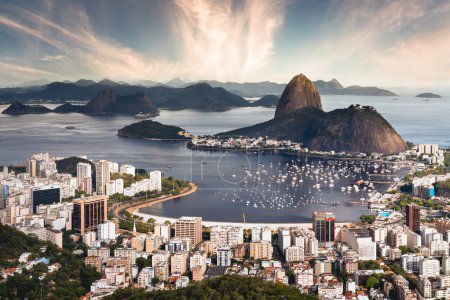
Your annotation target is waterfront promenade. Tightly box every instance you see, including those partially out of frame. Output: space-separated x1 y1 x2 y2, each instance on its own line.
111 182 197 222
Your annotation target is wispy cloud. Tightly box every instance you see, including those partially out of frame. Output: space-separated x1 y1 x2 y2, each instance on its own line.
0 2 175 83
294 0 450 86
0 0 286 84
172 0 286 81
0 62 57 78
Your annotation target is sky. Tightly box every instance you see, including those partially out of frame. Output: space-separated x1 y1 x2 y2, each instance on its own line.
0 0 449 87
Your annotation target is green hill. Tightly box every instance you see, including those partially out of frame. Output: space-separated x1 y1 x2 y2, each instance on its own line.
0 224 101 299
55 156 94 177
118 120 191 140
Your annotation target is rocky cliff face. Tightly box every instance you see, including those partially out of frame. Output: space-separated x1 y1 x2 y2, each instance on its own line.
274 74 322 118
83 89 117 114
306 105 407 154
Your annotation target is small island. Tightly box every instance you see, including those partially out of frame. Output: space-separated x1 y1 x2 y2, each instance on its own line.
118 120 192 140
2 101 52 115
416 92 442 98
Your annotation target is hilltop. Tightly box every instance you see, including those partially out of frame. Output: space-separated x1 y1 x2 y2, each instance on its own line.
2 101 52 115
275 74 322 117
153 83 248 111
251 95 280 107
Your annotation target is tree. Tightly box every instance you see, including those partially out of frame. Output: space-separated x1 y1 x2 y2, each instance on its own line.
147 218 156 224
399 245 409 255
359 215 376 224
136 257 151 272
365 276 379 289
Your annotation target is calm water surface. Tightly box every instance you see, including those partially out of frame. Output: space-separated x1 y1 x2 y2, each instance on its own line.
0 93 448 222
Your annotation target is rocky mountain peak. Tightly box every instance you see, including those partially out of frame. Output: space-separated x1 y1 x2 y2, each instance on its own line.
274 74 322 118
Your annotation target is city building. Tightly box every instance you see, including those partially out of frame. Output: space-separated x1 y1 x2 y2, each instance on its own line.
171 251 189 274
31 186 61 213
251 227 272 243
88 247 110 263
26 159 37 177
249 241 273 260
278 227 291 253
419 258 440 277
314 260 332 276
149 171 162 192
72 195 108 235
85 256 103 273
97 221 116 240
340 228 376 260
119 164 135 176
174 217 202 246
401 254 424 274
77 162 92 194
145 234 165 253
190 251 207 275
154 223 171 240
137 267 154 288
284 246 304 262
210 226 243 249
95 160 110 195
18 226 63 248
217 246 232 267
406 204 420 233
443 256 450 275
313 212 336 248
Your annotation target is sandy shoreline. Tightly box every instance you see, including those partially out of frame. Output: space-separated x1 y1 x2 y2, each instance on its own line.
134 211 352 230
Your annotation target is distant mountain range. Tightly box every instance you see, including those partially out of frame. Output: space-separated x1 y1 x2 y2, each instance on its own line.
0 78 396 103
1 83 249 114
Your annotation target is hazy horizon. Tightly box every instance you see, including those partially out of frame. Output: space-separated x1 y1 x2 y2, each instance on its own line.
1 0 449 87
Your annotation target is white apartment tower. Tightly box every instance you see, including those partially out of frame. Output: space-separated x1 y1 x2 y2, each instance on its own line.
97 221 116 240
77 162 92 193
95 160 110 195
217 246 232 267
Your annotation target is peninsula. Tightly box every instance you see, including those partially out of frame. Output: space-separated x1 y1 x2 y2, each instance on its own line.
218 74 407 155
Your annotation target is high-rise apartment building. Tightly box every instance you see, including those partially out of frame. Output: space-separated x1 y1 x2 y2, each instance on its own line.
174 216 202 246
73 195 108 234
26 159 37 177
406 204 420 233
217 246 232 267
313 212 336 248
97 221 116 240
77 162 92 193
95 160 110 195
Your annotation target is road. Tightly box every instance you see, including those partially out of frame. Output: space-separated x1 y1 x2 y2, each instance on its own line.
111 182 198 224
